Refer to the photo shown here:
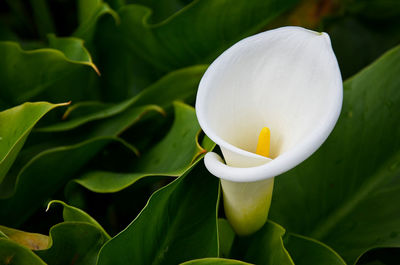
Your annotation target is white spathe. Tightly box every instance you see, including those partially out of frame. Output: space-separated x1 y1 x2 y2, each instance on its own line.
196 26 343 235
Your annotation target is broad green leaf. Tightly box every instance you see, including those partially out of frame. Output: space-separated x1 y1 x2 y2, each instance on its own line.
116 0 299 71
47 200 111 239
0 41 99 106
82 105 164 139
36 222 108 265
38 100 134 132
0 102 67 186
231 221 294 265
218 219 235 258
270 45 400 264
0 225 49 250
231 221 346 265
93 18 163 100
0 137 132 226
181 258 253 265
0 239 46 265
97 161 220 265
0 104 160 225
91 0 298 99
74 102 204 193
284 234 346 265
37 65 206 132
0 137 114 225
48 34 100 75
132 102 202 172
74 0 119 42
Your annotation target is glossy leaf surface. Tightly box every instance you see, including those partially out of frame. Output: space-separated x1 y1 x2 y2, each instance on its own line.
0 239 46 265
0 102 67 192
0 41 98 106
74 102 204 193
97 161 220 265
232 221 346 265
36 222 108 265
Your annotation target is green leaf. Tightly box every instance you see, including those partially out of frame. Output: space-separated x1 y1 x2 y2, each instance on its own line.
0 239 46 265
0 102 67 186
0 137 131 226
48 34 100 75
74 102 204 192
116 0 299 71
0 41 99 106
46 200 111 239
74 0 119 42
37 65 206 132
0 137 114 225
36 222 108 265
284 234 346 265
181 258 253 265
231 221 294 265
89 0 298 100
132 102 202 171
0 103 160 225
218 219 235 258
97 160 220 265
0 225 49 250
231 221 346 265
270 45 400 264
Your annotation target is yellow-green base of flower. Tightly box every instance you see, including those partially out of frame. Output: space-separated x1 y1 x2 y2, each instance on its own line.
221 177 274 236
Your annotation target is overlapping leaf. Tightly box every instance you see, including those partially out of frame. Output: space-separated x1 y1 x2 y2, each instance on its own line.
0 137 121 226
0 239 46 265
97 161 220 265
47 200 110 239
36 222 108 265
91 0 300 99
0 40 99 107
116 0 299 71
0 102 67 195
73 102 206 193
0 105 160 222
74 0 119 42
231 221 346 265
38 65 206 132
0 200 110 265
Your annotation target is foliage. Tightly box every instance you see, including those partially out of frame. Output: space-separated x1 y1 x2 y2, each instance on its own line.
0 0 399 264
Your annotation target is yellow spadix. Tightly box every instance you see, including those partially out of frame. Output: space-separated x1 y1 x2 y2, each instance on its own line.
256 127 271 158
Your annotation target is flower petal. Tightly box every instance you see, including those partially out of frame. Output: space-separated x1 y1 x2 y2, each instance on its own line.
196 26 342 182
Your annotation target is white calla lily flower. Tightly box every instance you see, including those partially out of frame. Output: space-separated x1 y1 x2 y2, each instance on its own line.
196 26 342 235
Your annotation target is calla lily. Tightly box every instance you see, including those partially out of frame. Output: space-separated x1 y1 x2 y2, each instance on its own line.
196 26 342 235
